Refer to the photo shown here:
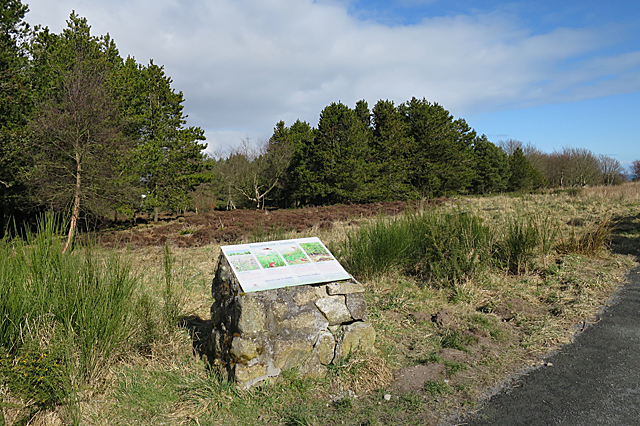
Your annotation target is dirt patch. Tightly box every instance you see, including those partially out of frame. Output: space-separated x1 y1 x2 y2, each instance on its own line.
393 364 446 394
98 200 444 248
493 297 540 321
410 311 432 324
439 348 467 364
431 308 455 327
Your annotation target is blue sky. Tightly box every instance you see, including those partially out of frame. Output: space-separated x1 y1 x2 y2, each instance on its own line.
23 0 640 166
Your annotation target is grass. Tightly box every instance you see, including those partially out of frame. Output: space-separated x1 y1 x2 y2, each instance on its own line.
556 216 613 256
423 379 452 396
0 215 141 423
340 209 493 286
2 183 640 425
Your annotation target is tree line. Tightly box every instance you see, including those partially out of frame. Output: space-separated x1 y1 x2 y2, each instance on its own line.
1 1 634 240
217 100 628 210
1 3 208 242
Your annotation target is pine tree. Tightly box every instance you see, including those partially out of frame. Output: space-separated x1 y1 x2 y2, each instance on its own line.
122 61 207 219
27 14 131 250
0 0 32 232
508 147 545 192
472 136 510 194
399 98 476 196
370 99 415 200
299 102 372 204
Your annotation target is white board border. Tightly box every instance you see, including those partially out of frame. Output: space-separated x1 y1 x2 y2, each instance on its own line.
221 237 351 293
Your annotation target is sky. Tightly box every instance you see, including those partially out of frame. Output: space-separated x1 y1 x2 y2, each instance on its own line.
22 0 640 166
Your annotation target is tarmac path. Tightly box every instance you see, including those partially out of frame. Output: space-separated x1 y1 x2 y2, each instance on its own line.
460 265 640 426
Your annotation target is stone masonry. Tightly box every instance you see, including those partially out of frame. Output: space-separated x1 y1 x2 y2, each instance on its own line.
204 254 376 388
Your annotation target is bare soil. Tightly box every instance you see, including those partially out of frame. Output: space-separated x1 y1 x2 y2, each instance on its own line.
98 200 444 248
462 265 640 425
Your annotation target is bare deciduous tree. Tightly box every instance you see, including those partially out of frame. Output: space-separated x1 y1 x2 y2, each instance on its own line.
564 147 601 187
599 155 625 186
541 147 601 188
498 139 524 157
631 160 640 182
218 138 291 210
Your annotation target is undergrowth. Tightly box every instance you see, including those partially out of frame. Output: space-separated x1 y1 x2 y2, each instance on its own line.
340 210 494 286
340 208 572 286
1 186 638 425
0 216 193 424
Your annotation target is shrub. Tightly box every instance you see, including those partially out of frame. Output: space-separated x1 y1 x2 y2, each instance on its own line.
0 336 70 409
494 216 540 274
407 211 492 285
339 214 413 278
340 210 493 287
0 215 139 387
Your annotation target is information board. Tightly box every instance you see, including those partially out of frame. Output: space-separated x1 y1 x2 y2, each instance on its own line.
220 237 351 293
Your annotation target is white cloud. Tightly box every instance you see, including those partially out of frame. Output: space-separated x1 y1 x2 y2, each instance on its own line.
24 0 640 151
203 129 267 158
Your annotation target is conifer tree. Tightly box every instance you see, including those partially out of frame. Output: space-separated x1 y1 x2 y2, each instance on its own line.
508 147 545 191
0 0 32 231
472 136 510 194
370 99 415 200
28 14 130 250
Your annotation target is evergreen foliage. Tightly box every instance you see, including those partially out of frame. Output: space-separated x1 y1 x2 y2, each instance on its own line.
27 15 130 249
276 119 315 207
0 0 32 229
472 136 510 194
0 6 208 228
508 147 546 191
264 98 501 208
0 0 627 221
307 101 372 204
370 99 416 200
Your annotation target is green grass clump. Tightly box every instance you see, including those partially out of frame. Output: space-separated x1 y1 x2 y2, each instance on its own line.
440 330 477 352
494 216 540 275
340 210 493 287
423 379 452 396
0 215 139 413
338 214 413 278
469 314 504 340
556 217 613 256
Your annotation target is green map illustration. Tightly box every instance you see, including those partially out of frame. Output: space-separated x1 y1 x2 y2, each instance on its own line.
300 242 333 262
255 249 286 268
278 245 311 265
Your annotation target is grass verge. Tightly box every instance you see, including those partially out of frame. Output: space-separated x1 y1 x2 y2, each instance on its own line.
2 182 640 425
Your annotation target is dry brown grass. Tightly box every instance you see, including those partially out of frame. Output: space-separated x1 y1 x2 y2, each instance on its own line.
7 187 638 425
579 181 640 201
94 187 638 424
328 354 394 395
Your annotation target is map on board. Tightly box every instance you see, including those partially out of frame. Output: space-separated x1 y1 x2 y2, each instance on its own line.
221 237 351 293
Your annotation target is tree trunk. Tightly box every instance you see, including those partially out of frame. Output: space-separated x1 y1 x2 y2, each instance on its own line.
154 183 159 222
63 154 82 254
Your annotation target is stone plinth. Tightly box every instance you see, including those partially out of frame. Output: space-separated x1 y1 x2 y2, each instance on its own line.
204 254 375 388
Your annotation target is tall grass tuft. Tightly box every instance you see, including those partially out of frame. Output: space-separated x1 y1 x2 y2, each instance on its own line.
494 216 540 275
339 215 413 278
0 214 139 397
339 210 493 287
163 243 182 327
556 216 613 256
